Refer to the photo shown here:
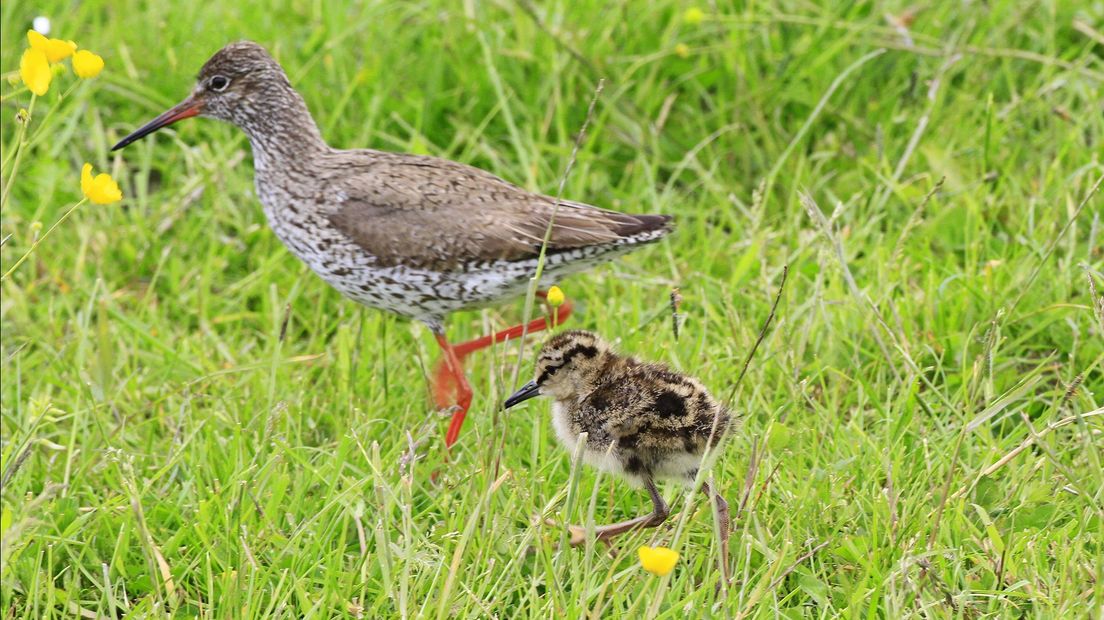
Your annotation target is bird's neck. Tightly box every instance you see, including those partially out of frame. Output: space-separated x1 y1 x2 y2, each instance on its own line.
238 88 330 173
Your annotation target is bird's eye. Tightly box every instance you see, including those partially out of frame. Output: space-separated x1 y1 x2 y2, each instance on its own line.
209 75 230 92
536 361 563 385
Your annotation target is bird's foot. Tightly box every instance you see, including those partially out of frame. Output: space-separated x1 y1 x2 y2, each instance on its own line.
558 520 590 547
437 404 462 416
567 525 594 548
528 517 590 551
536 517 634 548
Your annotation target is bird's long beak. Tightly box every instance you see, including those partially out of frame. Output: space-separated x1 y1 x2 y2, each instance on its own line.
503 381 540 409
111 94 203 151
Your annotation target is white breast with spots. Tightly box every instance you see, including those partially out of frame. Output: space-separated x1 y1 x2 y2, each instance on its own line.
253 169 667 327
550 401 626 478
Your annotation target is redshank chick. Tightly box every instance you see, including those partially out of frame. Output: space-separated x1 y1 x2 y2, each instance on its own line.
111 42 673 450
504 330 733 558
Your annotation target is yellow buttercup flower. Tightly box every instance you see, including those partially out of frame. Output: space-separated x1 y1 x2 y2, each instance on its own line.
19 48 52 96
546 285 565 308
72 50 105 78
674 43 691 59
638 546 679 576
683 8 705 26
27 30 77 63
80 163 122 205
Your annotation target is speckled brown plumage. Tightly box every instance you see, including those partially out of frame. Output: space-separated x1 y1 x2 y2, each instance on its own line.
504 330 734 550
113 41 672 330
112 41 673 450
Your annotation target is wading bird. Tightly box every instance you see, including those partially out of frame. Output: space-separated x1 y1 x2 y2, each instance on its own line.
112 42 672 449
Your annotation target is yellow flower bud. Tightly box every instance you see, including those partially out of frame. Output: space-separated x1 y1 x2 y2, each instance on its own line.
546 285 565 308
638 546 679 576
674 43 691 59
80 163 123 205
682 8 705 26
73 50 105 79
19 48 51 96
27 30 76 63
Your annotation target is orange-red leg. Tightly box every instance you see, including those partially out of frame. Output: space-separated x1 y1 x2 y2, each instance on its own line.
434 333 474 448
432 293 574 448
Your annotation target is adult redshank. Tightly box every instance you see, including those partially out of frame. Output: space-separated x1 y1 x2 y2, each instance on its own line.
112 41 673 449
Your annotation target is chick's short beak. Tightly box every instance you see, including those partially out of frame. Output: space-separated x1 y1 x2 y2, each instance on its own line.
503 381 540 409
112 94 203 151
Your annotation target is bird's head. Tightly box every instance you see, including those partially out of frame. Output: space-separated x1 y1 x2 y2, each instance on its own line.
504 330 612 408
112 41 294 151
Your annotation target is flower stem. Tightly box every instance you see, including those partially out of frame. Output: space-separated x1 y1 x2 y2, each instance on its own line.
23 82 82 153
0 85 31 102
0 95 36 211
2 198 88 281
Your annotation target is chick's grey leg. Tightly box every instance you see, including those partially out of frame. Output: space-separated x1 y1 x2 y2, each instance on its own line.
701 480 731 585
566 477 669 546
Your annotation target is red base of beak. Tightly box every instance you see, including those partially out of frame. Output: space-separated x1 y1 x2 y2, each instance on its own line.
112 97 202 151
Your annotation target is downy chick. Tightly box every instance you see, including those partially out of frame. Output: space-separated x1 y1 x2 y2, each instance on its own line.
504 330 734 547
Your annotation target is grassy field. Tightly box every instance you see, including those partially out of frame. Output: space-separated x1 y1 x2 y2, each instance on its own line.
2 0 1102 617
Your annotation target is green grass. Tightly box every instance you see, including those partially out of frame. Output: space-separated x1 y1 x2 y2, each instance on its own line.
2 0 1102 617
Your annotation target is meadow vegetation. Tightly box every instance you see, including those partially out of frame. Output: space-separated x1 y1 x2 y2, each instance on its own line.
1 1 1102 617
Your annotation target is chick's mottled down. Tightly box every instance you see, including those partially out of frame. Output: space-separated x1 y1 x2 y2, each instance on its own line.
513 330 732 485
505 330 734 546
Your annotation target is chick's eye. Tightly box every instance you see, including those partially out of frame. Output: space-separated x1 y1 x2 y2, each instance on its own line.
209 75 230 92
536 361 562 384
